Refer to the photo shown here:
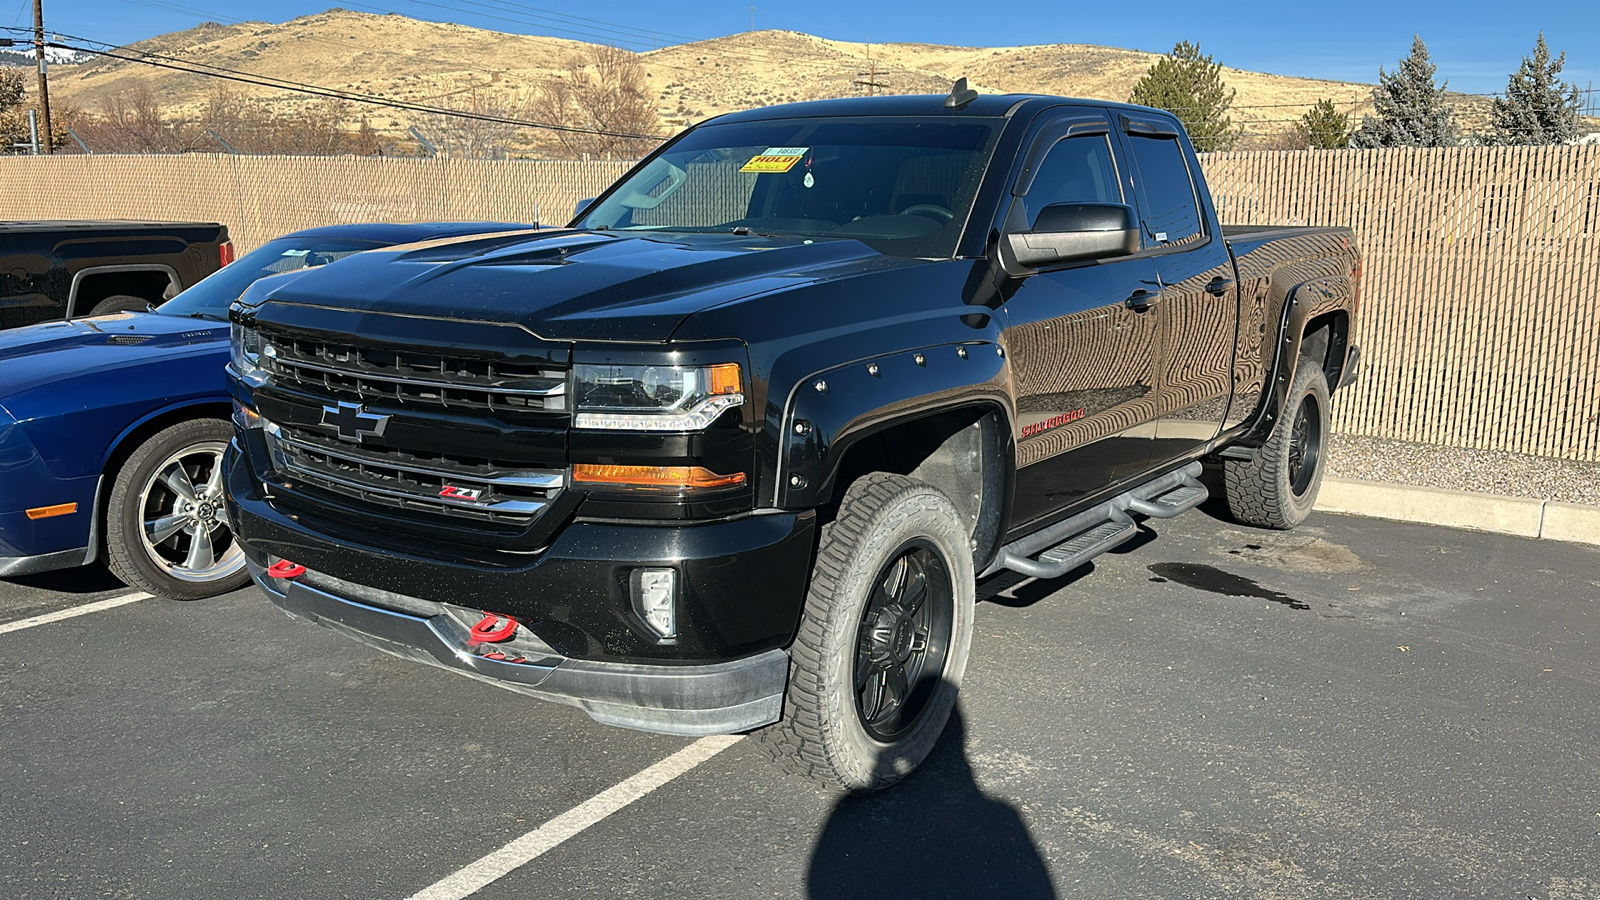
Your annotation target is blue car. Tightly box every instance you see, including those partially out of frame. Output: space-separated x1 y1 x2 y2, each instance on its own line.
0 221 529 598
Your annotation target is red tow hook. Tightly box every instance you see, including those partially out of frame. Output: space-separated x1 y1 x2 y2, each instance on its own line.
469 614 518 644
267 560 306 579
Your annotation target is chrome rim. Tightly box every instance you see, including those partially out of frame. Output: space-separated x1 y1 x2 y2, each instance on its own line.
852 540 954 742
137 440 245 584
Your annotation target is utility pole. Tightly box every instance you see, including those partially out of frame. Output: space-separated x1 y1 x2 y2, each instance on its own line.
33 0 53 153
854 62 887 96
749 7 754 32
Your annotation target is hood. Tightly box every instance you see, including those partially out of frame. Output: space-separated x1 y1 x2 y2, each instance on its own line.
245 229 921 343
0 312 227 400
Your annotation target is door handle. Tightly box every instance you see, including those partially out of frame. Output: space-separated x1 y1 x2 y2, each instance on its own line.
1125 289 1159 312
1205 276 1235 296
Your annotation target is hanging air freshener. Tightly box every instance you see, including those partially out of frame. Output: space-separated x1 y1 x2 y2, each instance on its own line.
803 151 815 188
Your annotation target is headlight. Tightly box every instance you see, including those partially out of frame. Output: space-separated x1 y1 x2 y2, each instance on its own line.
230 322 268 387
573 362 743 431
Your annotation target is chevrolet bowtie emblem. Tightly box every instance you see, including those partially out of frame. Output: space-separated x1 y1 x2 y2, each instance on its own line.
321 401 390 443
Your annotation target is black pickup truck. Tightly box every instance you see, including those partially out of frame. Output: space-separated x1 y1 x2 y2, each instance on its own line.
225 89 1361 791
1 220 233 330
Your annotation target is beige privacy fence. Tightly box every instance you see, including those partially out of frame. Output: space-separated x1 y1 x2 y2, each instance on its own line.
1204 146 1600 461
2 147 1597 461
0 155 635 251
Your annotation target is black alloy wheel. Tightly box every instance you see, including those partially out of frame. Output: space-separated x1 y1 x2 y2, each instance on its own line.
853 541 954 742
1287 392 1323 499
755 472 975 792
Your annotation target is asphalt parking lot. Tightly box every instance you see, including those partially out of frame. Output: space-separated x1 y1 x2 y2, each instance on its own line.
3 502 1598 899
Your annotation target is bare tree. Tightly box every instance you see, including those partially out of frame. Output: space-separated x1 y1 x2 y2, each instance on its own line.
531 45 662 158
426 86 527 160
0 67 26 150
77 83 202 153
196 87 367 156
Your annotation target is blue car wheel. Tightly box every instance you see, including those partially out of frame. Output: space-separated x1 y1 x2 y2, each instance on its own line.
104 419 249 599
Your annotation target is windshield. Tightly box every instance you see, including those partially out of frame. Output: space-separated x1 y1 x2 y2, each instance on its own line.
576 116 1004 259
156 237 382 321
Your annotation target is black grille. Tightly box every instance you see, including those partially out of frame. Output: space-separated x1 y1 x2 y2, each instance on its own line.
249 323 571 540
263 334 566 412
266 422 562 526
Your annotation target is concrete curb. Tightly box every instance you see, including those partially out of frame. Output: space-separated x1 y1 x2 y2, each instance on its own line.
1315 478 1600 547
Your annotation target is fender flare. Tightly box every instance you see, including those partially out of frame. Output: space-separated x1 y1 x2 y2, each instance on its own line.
774 340 1014 509
1228 273 1352 450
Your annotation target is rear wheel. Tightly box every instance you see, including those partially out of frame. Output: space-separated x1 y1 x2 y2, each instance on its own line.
1224 358 1330 529
104 419 249 600
87 294 152 317
756 473 974 792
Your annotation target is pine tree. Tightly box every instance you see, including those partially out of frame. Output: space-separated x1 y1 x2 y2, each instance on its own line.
1485 33 1581 145
1295 99 1351 149
1129 41 1238 152
1352 35 1460 148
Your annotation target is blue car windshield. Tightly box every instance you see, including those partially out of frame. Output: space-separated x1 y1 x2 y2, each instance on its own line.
575 116 1004 258
157 237 381 321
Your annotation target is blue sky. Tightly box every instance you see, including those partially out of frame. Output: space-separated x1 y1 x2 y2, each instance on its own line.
14 0 1598 96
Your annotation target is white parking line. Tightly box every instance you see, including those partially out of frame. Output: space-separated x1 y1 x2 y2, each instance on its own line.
0 592 152 635
406 734 742 900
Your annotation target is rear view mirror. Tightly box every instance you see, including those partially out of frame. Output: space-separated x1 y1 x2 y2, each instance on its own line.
1006 202 1140 268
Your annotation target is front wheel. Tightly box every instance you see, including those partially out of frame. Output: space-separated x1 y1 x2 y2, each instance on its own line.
757 473 974 792
104 419 250 600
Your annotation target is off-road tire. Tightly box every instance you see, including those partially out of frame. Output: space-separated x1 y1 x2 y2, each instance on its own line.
87 294 152 317
105 419 250 600
1225 358 1331 529
755 473 975 792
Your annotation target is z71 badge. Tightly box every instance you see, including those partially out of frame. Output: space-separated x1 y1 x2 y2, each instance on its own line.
438 485 485 502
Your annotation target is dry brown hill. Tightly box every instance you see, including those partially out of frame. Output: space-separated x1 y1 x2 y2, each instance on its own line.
44 9 1493 153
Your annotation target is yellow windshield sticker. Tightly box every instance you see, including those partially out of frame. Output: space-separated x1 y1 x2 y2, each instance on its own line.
741 146 808 173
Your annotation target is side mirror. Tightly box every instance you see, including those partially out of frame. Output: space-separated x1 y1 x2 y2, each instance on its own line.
574 197 596 220
1005 202 1140 268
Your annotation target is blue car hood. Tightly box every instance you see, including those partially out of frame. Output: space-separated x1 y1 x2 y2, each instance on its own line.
0 313 228 402
243 229 913 343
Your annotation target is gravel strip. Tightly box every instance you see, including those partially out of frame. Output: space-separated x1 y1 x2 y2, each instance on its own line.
1327 434 1600 506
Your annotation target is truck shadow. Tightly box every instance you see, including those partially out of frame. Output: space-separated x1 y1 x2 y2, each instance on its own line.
806 703 1057 899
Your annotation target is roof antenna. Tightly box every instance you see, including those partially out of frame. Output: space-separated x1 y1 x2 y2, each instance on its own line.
944 77 978 110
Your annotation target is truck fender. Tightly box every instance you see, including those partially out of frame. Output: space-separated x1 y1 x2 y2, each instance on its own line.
775 341 1013 510
1229 273 1353 451
67 264 182 318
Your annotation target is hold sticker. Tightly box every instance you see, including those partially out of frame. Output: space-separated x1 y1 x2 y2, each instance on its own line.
741 146 809 173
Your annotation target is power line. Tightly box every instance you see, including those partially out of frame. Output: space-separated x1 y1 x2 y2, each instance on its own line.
13 28 660 141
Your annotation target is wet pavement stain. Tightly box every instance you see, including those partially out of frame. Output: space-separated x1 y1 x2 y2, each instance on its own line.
1147 562 1310 611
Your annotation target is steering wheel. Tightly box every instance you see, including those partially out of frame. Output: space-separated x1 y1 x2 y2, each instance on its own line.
900 203 955 223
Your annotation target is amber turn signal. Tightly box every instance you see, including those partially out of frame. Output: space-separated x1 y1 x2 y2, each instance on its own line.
572 464 746 489
705 362 742 396
25 502 78 520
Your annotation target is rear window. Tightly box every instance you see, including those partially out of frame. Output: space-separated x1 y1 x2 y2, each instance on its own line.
1126 134 1203 248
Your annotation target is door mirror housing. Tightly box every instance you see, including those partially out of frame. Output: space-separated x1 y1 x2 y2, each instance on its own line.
1005 202 1140 269
574 197 597 221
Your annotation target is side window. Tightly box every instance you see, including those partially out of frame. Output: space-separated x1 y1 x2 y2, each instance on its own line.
1019 135 1122 229
1126 134 1203 247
